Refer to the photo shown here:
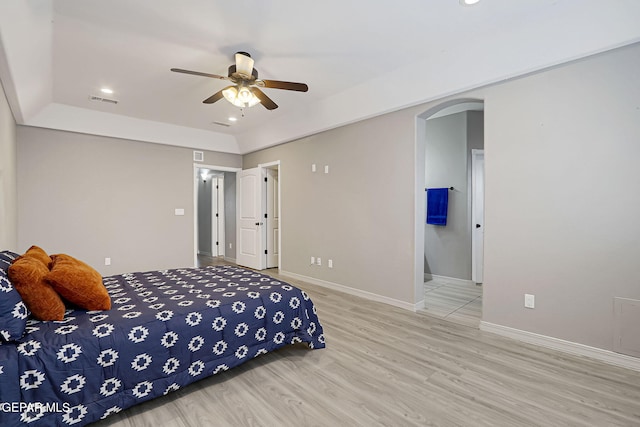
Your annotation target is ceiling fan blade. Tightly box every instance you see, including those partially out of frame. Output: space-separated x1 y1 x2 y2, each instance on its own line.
203 87 228 104
251 88 278 110
261 80 308 92
235 52 254 78
171 68 228 80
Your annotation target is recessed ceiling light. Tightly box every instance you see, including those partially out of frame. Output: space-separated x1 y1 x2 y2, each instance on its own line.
460 0 480 5
228 117 238 122
100 88 113 94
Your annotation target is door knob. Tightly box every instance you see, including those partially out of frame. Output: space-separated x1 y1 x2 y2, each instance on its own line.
476 224 482 228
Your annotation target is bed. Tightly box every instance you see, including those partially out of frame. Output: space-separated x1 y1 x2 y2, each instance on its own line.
0 250 325 426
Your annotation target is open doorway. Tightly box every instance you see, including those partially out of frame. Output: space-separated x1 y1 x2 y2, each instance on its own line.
194 165 240 267
416 100 485 327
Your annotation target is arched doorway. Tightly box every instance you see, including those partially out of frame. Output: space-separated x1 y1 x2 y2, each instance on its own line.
414 99 485 327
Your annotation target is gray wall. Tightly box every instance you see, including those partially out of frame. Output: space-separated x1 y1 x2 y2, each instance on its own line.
424 111 484 280
0 79 17 251
16 127 241 275
244 109 417 304
481 43 640 351
245 43 640 355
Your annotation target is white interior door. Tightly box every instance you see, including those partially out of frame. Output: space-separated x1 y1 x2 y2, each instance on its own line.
236 167 264 270
216 175 225 258
471 149 485 284
211 176 219 256
265 168 279 268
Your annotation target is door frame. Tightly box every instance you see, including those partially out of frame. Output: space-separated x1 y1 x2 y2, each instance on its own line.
211 174 225 257
193 164 241 267
471 149 484 284
260 161 281 269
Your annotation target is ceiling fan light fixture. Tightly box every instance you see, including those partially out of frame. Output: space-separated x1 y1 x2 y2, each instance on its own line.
222 85 261 108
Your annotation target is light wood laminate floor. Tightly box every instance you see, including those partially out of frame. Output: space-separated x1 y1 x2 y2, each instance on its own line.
94 260 640 426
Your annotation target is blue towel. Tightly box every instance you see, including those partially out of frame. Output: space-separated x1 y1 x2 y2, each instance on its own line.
426 188 449 226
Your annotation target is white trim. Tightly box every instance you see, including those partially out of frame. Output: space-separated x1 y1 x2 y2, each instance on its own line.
480 321 640 372
471 148 485 284
216 175 225 257
258 160 282 270
424 273 475 287
258 160 280 169
280 270 422 312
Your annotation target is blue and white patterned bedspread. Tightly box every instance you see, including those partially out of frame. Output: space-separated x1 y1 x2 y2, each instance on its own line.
0 265 325 426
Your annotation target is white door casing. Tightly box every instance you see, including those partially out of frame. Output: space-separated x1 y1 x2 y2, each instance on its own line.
216 175 225 258
471 149 485 284
210 175 225 257
236 167 264 270
265 168 279 268
210 175 219 256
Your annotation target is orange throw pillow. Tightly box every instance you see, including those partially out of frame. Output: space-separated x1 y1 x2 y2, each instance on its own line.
8 257 66 321
46 254 111 311
19 245 52 268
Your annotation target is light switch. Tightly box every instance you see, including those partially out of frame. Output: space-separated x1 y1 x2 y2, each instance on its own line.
524 294 535 309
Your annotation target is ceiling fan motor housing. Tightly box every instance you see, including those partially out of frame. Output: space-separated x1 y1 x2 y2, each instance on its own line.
228 65 259 80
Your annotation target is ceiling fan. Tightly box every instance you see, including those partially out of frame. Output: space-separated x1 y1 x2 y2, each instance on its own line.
171 52 308 110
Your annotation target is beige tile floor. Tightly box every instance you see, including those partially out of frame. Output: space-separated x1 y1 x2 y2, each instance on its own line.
422 277 482 327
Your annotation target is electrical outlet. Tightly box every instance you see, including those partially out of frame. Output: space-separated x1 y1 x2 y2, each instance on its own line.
310 256 315 265
317 257 322 266
524 294 535 309
328 259 333 268
311 164 316 172
229 243 232 249
105 257 111 266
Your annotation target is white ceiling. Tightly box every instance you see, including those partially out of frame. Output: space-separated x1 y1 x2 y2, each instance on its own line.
1 1 639 154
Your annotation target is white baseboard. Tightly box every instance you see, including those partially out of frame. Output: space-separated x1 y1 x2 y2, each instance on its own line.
280 270 422 312
424 273 475 287
480 321 640 372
